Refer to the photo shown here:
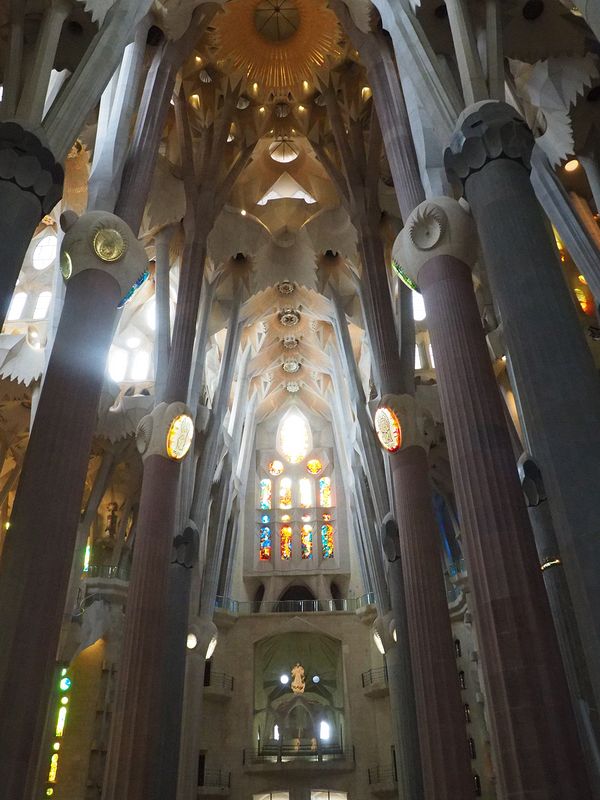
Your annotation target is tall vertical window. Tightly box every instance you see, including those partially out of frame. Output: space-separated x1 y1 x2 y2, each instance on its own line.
279 477 292 509
259 479 272 510
260 524 272 561
319 477 332 508
277 409 311 463
7 292 27 321
280 525 292 559
321 523 334 559
33 291 52 320
299 478 312 508
301 524 313 559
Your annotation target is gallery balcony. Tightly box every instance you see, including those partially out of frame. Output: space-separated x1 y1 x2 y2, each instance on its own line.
215 593 375 616
367 764 397 797
203 670 234 701
243 742 356 775
361 667 389 699
197 768 231 797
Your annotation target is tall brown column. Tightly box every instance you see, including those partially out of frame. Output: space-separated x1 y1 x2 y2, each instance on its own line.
375 397 474 800
395 196 592 799
0 211 148 799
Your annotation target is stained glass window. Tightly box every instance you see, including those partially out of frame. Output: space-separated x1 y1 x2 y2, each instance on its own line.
321 523 334 558
260 525 272 561
259 478 272 509
319 477 332 508
299 478 313 508
278 411 311 463
268 459 284 476
280 525 292 559
261 513 270 524
279 477 292 508
306 458 322 475
301 524 313 559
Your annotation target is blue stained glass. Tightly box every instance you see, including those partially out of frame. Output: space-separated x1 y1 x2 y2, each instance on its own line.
117 269 150 309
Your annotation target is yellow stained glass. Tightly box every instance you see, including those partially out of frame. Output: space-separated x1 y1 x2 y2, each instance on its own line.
166 414 194 460
374 406 402 453
301 524 313 558
55 706 67 737
48 753 59 783
306 458 322 475
279 477 292 508
319 477 332 508
280 525 292 559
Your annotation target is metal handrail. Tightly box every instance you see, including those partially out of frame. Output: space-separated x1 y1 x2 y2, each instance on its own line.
215 592 375 615
361 666 388 687
200 768 231 788
368 764 397 784
204 671 234 691
246 742 354 764
84 564 130 581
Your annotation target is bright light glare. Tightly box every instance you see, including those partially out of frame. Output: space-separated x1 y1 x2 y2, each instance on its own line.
373 630 385 655
415 345 422 370
107 347 127 382
273 724 280 740
145 298 156 331
564 159 580 172
126 336 141 349
412 292 426 321
186 633 197 650
33 291 52 320
33 235 57 270
280 674 289 685
130 350 150 381
205 634 217 660
7 292 27 321
319 720 330 741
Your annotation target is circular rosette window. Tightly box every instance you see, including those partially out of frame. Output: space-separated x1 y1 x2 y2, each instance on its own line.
166 414 194 460
374 406 402 453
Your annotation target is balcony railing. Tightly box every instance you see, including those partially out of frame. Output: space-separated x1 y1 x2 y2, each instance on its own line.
215 593 374 615
84 564 130 581
244 742 354 765
368 764 397 785
199 768 231 788
204 671 234 691
361 666 388 688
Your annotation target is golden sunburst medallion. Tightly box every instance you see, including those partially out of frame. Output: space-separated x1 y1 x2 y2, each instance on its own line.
215 0 342 91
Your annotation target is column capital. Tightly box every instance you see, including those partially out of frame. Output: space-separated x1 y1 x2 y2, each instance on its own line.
0 119 63 213
60 210 149 307
444 100 534 195
136 402 194 462
392 195 476 288
373 393 435 454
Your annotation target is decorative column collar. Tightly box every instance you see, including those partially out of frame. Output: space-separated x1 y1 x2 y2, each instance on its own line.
444 101 535 194
0 120 63 213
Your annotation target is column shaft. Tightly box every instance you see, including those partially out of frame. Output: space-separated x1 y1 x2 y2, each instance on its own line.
0 270 120 799
463 156 600 712
391 447 474 799
419 253 591 799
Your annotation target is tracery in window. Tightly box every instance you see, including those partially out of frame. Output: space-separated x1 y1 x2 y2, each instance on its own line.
268 459 284 476
280 525 292 559
33 234 57 270
259 479 272 510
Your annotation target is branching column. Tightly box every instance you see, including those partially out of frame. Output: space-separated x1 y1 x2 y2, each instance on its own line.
395 195 592 799
0 211 148 799
445 100 600 718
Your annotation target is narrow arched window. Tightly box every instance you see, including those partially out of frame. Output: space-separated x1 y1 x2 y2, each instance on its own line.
464 703 471 723
459 670 466 690
454 638 462 658
469 737 477 759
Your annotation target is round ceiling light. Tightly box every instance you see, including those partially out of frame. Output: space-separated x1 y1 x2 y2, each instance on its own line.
269 139 299 164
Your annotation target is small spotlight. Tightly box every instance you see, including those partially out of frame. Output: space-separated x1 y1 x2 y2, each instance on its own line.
280 674 289 685
312 675 320 684
564 159 580 173
186 633 198 650
241 209 247 216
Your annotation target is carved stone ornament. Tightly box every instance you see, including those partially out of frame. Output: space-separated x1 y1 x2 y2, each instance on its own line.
282 335 299 349
279 307 300 326
60 210 149 305
393 197 477 287
277 279 295 294
136 401 194 461
282 357 301 373
374 394 434 454
0 120 63 214
444 101 535 195
286 381 301 392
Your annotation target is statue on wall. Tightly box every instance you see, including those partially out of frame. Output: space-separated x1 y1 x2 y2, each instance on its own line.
291 662 305 694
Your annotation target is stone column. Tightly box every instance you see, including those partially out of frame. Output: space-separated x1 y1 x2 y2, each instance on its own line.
445 100 600 717
0 121 63 328
154 226 174 404
395 195 592 799
102 403 195 800
0 211 148 799
377 401 473 800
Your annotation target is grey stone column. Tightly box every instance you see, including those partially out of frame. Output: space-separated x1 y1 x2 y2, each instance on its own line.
445 100 600 718
0 121 63 328
379 521 424 800
0 211 147 799
519 455 600 796
395 195 592 799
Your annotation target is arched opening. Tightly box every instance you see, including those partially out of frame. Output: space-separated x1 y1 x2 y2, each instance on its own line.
253 583 265 612
276 584 316 612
